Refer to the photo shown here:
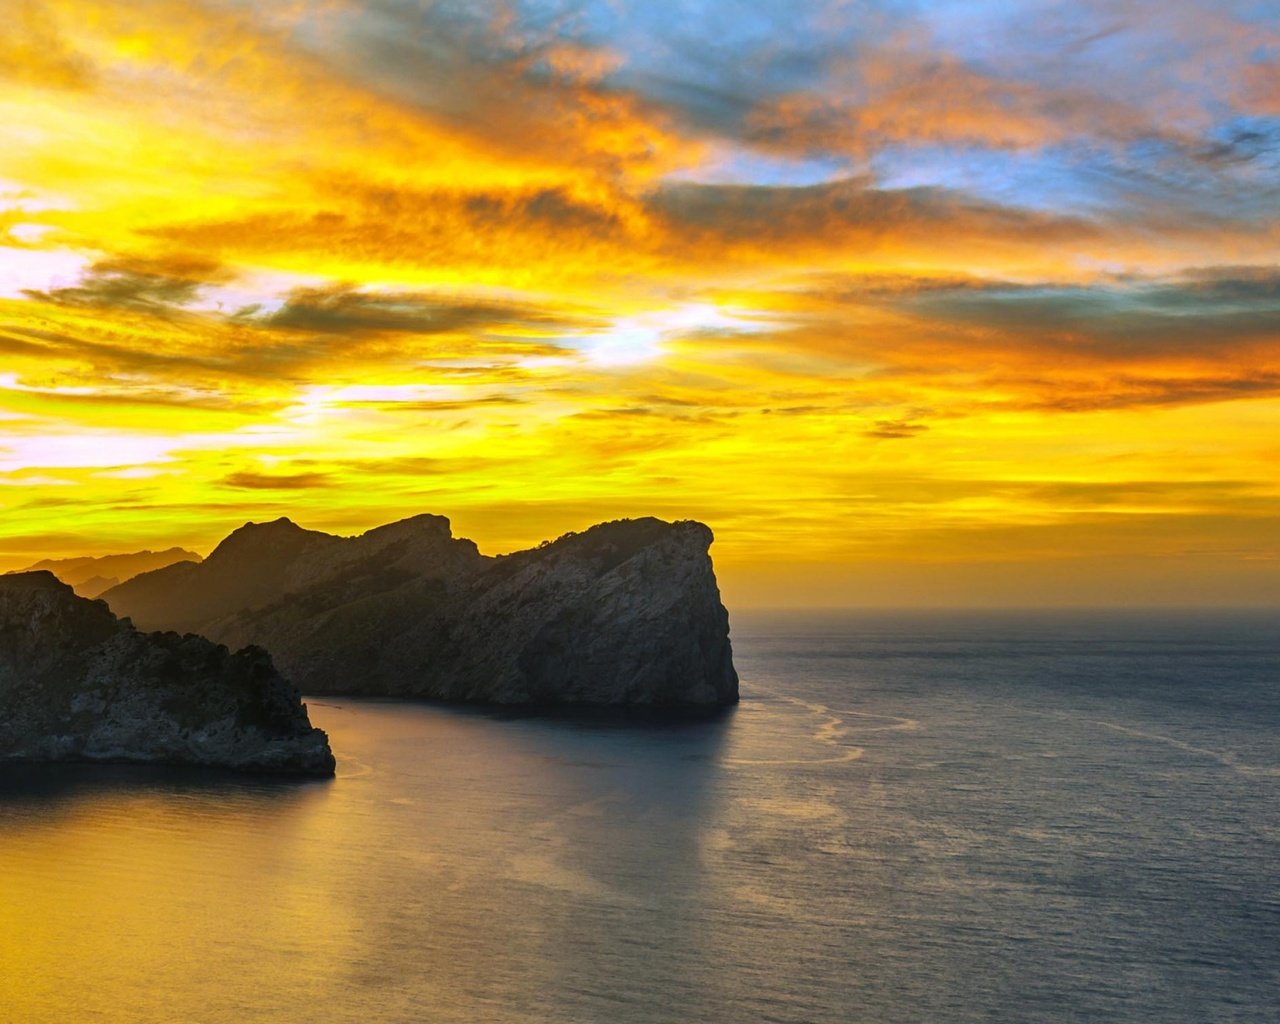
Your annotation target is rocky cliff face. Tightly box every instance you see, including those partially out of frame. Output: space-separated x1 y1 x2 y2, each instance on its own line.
0 572 334 775
105 515 739 706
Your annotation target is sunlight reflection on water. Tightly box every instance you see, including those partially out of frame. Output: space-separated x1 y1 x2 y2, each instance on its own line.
2 610 1277 1023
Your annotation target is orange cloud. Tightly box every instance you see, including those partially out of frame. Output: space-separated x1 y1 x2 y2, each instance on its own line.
745 47 1162 157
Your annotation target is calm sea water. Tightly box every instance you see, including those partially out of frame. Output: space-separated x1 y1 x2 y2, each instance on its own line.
2 610 1277 1023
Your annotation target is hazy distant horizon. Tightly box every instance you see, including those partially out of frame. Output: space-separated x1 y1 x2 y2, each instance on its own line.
3 508 1275 611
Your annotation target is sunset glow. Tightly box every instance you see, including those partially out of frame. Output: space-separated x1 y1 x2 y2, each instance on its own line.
2 0 1278 605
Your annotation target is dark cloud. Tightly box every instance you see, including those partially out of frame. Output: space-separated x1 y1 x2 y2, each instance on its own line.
744 54 1161 160
9 273 586 389
277 0 889 171
1019 479 1267 506
374 396 528 413
623 70 758 139
1010 371 1280 412
707 265 1280 414
572 405 658 419
283 0 685 175
333 180 631 241
1067 127 1280 232
1178 265 1280 300
760 405 824 416
774 267 1280 366
648 177 1098 251
0 377 255 413
223 471 335 490
257 282 588 337
0 322 239 375
151 181 638 271
900 272 1280 357
329 456 452 476
0 331 50 356
864 418 928 440
799 272 1029 302
292 0 1262 196
23 255 229 316
603 2 859 142
462 186 629 235
1194 124 1280 167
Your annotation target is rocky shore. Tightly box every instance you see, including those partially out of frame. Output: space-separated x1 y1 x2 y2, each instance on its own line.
0 572 334 775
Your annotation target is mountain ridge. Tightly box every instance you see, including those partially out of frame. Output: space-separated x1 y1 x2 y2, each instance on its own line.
14 547 203 598
105 514 738 706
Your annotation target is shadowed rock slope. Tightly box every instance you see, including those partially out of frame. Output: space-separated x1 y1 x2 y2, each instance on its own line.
0 572 334 775
105 515 739 706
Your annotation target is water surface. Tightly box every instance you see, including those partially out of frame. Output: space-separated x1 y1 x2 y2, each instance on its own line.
2 610 1277 1022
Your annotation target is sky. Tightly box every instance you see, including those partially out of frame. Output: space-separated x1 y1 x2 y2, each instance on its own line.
1 0 1278 607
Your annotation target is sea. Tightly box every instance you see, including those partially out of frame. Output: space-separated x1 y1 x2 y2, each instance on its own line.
1 609 1277 1023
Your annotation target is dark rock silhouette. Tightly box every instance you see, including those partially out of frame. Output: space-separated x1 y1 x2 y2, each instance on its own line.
105 515 739 706
0 572 334 775
103 518 340 631
15 547 203 598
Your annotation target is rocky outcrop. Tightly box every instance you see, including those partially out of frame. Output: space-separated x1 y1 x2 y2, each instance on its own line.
105 515 739 707
101 518 340 632
0 572 334 775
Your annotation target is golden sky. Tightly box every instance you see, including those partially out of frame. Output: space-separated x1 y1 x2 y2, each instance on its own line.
1 0 1278 606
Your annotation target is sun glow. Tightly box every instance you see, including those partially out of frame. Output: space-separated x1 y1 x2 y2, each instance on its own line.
1 0 1277 606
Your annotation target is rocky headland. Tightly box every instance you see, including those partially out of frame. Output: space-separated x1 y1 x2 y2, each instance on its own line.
0 571 334 775
105 515 739 706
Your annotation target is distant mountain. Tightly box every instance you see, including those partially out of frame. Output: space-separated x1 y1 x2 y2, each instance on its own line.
70 575 121 599
18 547 203 598
0 572 334 775
105 514 739 706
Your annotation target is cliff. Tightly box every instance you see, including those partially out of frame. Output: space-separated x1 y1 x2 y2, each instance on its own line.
0 572 335 775
105 515 739 706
